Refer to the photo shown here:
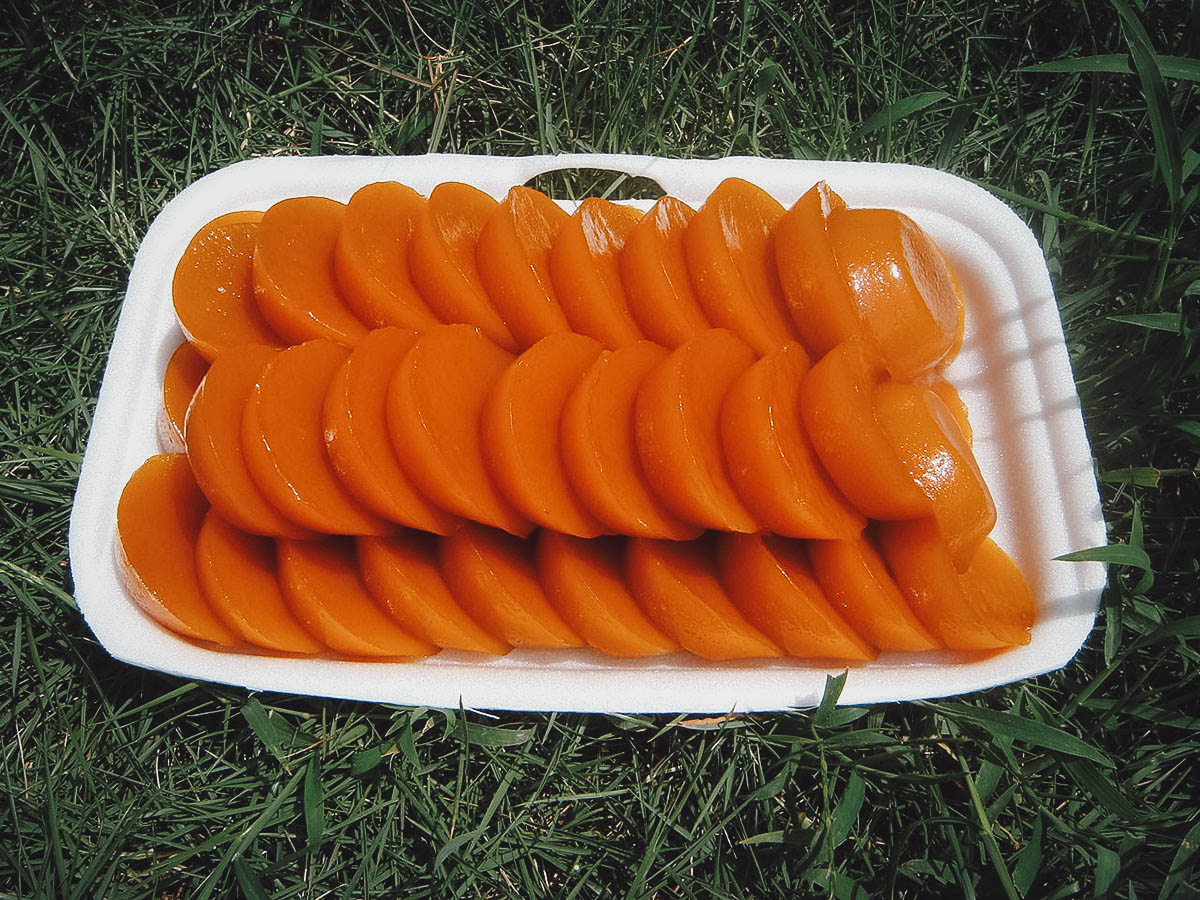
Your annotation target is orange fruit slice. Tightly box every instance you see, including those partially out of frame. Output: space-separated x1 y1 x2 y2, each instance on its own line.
475 185 571 348
536 530 678 658
549 197 644 349
252 196 367 347
242 339 392 535
172 210 281 360
357 532 510 655
808 535 940 652
560 341 701 540
720 342 864 539
635 329 760 532
716 533 877 661
626 536 783 661
620 196 711 348
683 178 795 354
323 327 460 534
184 344 313 539
195 511 324 654
277 536 435 658
116 454 237 646
438 524 585 648
332 182 441 330
385 324 532 536
160 341 208 452
480 332 606 537
408 182 516 349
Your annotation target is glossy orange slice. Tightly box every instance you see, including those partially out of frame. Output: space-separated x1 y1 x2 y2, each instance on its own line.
635 329 759 532
116 454 237 646
323 327 460 534
773 181 860 357
253 196 368 347
385 324 532 536
536 531 678 658
619 196 711 348
407 182 516 350
332 181 441 330
549 197 644 348
798 339 931 520
277 537 435 658
184 344 313 539
438 524 585 648
716 533 877 661
720 342 864 539
807 535 940 652
625 536 783 661
242 340 392 535
475 185 571 348
560 341 701 540
172 210 281 360
876 519 1026 650
827 207 959 379
357 532 510 655
873 380 995 570
160 341 208 452
195 511 324 654
480 332 606 537
683 178 795 354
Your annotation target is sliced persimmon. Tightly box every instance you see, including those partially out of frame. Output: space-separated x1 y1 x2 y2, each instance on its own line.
873 380 995 570
536 530 678 658
116 454 237 646
807 535 940 652
407 182 516 350
619 196 711 348
480 332 606 537
194 511 324 654
798 339 931 520
877 519 1021 650
958 538 1035 647
172 210 281 360
716 533 876 661
386 324 532 536
185 344 313 539
332 181 441 331
323 327 459 534
253 196 368 347
475 185 571 348
242 339 392 536
560 341 701 540
921 375 973 445
277 537 435 658
683 178 795 354
773 181 860 357
438 524 585 648
625 536 783 661
548 198 644 349
160 341 208 452
720 342 864 539
827 207 959 380
357 533 510 655
635 329 759 532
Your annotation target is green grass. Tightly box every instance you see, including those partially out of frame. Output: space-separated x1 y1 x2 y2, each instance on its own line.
2 0 1197 896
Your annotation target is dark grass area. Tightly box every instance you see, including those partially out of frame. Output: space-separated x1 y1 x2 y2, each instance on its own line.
2 1 1198 896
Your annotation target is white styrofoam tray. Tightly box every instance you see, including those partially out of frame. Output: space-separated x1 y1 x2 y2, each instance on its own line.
69 153 1107 712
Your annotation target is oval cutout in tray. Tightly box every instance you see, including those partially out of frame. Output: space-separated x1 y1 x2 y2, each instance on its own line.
69 154 1107 712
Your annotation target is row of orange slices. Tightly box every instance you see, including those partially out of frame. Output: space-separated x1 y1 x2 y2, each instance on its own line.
115 176 1033 662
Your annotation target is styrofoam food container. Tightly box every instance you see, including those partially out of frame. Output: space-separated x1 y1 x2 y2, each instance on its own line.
69 153 1107 712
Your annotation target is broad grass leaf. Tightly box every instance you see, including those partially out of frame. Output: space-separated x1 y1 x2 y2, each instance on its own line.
935 703 1113 766
1107 312 1183 332
853 91 950 137
303 756 325 850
